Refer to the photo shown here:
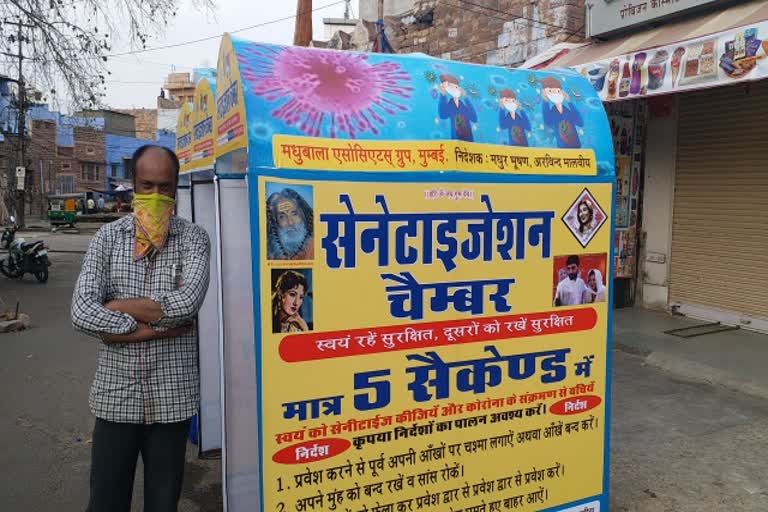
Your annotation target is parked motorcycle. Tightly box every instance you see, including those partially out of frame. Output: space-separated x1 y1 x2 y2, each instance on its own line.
0 217 51 283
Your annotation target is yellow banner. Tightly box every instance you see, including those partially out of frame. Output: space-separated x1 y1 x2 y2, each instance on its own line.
215 34 248 158
273 135 597 175
190 77 216 172
259 178 611 511
176 103 193 174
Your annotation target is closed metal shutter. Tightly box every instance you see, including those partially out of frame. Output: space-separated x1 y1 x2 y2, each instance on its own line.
671 82 768 322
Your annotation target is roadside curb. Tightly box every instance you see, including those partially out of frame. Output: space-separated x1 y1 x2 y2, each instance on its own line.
614 343 768 400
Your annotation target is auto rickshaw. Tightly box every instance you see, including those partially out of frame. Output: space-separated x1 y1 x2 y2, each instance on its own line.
47 193 85 227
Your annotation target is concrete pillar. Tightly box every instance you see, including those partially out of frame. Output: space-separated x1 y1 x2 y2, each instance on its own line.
640 96 677 309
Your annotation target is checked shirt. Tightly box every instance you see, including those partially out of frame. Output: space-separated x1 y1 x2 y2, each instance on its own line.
72 215 210 424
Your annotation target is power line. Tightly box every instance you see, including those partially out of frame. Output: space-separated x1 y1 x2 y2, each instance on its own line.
450 0 582 36
411 2 586 66
109 56 196 69
455 22 590 64
107 80 161 85
428 0 584 63
105 0 346 59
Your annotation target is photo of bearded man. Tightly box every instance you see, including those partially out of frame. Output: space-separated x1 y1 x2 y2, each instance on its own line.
266 186 315 261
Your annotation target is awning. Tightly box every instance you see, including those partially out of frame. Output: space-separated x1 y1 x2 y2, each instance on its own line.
528 0 768 101
518 43 588 70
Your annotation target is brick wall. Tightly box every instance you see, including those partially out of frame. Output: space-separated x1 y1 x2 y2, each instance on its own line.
27 120 58 215
74 126 106 192
345 0 585 67
116 108 158 140
26 119 80 199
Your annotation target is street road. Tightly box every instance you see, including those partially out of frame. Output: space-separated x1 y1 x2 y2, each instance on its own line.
0 249 221 512
0 238 766 511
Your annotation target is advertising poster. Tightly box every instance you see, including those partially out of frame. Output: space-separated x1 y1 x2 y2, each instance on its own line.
215 35 615 512
176 102 193 173
578 21 768 102
191 77 216 171
605 101 645 280
258 178 612 512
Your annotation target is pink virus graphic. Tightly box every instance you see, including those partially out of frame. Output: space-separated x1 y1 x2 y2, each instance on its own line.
237 45 413 138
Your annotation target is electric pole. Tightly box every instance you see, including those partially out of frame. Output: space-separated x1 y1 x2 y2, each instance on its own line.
293 0 313 47
1 19 32 226
378 0 384 21
16 20 25 227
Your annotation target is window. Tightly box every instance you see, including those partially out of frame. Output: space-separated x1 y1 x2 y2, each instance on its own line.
80 163 102 182
86 146 95 155
111 163 118 178
61 162 71 171
123 158 134 180
58 146 74 157
58 175 75 194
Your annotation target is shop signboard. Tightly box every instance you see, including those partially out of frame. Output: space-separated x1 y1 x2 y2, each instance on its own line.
579 21 768 101
587 0 720 38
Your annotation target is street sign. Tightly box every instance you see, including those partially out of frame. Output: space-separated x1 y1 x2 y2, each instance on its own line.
16 167 25 191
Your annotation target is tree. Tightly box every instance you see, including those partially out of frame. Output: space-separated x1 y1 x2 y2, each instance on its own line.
0 0 213 110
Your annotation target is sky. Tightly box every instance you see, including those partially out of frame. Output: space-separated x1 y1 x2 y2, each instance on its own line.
104 0 350 109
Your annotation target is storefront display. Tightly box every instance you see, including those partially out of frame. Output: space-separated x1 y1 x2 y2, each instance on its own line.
577 22 768 101
605 101 645 284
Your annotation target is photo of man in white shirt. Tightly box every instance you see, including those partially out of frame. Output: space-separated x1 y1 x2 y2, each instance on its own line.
554 255 590 307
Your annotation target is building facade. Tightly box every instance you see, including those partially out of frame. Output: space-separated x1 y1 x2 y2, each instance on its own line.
532 0 768 332
327 0 584 67
116 108 158 140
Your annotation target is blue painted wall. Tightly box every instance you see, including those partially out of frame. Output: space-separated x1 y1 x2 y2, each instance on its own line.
0 76 178 190
105 132 175 186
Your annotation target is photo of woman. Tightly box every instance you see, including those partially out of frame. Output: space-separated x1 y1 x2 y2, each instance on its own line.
562 189 607 248
271 269 313 333
585 268 606 303
552 253 608 306
577 200 595 236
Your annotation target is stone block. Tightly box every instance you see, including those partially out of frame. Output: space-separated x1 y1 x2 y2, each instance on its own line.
0 313 30 333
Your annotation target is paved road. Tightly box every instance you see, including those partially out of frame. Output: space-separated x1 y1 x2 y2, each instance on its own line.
0 236 767 511
610 350 768 511
15 230 94 254
0 250 221 512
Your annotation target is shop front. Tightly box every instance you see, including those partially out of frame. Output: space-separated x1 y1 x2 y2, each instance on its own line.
534 0 768 331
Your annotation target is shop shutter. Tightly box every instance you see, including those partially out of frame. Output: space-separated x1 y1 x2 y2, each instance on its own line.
670 82 768 321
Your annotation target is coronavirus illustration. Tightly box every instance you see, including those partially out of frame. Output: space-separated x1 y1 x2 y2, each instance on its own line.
238 44 413 138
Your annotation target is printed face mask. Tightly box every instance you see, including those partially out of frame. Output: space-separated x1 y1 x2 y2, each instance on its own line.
548 92 565 105
446 85 462 98
133 193 176 260
504 100 517 112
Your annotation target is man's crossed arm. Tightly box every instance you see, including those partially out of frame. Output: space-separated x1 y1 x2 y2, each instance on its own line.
71 224 211 344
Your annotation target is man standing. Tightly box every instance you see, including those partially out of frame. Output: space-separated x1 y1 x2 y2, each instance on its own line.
72 145 211 512
97 195 105 213
87 196 96 213
554 255 589 307
541 76 584 149
437 73 477 142
498 88 531 147
266 187 314 260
